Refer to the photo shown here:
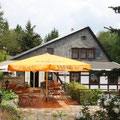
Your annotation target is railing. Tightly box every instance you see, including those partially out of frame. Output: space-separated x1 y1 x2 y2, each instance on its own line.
65 84 120 105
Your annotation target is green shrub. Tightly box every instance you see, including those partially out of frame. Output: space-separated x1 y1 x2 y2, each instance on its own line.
65 81 103 105
0 72 3 80
76 94 120 120
0 89 17 101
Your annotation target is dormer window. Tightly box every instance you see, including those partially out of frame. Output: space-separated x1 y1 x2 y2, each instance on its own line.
47 48 54 54
81 36 87 40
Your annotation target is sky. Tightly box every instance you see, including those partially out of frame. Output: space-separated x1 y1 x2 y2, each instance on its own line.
0 0 120 38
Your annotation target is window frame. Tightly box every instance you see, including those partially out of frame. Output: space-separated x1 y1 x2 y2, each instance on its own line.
72 48 79 59
87 48 95 59
72 48 96 59
90 73 99 85
47 48 54 54
70 72 80 82
80 48 87 59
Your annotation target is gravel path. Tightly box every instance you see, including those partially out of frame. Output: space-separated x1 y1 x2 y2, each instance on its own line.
19 105 100 120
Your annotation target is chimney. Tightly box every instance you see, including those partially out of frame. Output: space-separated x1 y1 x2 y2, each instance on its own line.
71 28 74 32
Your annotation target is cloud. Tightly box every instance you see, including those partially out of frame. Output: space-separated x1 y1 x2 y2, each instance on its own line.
0 0 120 37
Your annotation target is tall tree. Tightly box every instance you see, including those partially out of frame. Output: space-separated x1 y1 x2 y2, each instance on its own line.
104 6 120 35
3 20 9 31
101 5 120 64
14 24 24 53
0 6 5 49
98 31 120 63
44 28 59 42
15 24 23 33
0 6 4 34
21 20 42 52
1 29 22 55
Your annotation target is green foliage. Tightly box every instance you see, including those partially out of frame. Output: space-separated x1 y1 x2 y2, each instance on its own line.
21 20 43 52
0 6 43 55
109 6 120 13
25 82 30 88
0 6 4 35
0 50 7 61
98 31 120 63
1 30 22 55
102 6 120 64
0 72 3 80
65 81 103 105
0 89 17 101
76 94 120 120
44 28 59 42
91 69 120 83
76 106 92 120
56 110 67 117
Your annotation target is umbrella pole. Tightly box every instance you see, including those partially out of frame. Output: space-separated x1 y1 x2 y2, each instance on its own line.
46 71 48 102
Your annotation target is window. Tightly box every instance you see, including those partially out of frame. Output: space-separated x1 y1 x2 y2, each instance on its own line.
90 73 99 84
48 72 53 80
47 48 54 54
72 48 95 59
109 77 118 84
72 48 79 59
45 72 53 80
80 48 87 59
88 48 95 59
71 72 80 82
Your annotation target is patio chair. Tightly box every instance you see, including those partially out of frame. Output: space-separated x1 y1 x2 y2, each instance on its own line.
18 95 30 107
18 89 30 107
8 84 16 91
54 81 62 87
28 89 40 107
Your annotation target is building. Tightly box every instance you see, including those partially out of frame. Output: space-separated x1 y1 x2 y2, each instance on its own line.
7 27 120 90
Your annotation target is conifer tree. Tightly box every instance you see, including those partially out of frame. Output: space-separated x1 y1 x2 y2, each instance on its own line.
44 28 59 42
21 20 43 52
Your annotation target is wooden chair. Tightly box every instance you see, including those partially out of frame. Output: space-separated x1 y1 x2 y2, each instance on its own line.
29 89 40 107
18 89 30 107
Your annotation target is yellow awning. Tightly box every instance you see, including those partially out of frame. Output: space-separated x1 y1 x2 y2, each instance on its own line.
8 53 91 101
8 53 91 72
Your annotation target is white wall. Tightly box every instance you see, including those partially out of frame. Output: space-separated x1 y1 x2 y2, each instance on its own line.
25 72 30 84
58 72 70 83
81 76 89 84
100 76 108 84
39 71 45 87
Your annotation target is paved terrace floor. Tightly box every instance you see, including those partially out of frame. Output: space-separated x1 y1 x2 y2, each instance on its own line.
17 88 100 120
17 88 78 109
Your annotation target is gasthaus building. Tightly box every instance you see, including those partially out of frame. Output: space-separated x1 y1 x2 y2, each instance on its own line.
8 27 120 91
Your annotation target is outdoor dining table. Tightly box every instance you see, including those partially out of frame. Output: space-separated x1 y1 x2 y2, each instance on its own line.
18 88 41 107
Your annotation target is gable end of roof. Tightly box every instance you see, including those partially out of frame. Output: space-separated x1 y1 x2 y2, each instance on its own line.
87 27 112 61
10 26 112 61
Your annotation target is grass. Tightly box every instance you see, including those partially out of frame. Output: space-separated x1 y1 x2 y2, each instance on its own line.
0 104 21 120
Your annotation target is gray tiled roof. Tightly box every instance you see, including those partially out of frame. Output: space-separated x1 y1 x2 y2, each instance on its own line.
10 26 111 61
9 27 89 60
0 60 120 71
0 60 17 67
85 61 120 70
